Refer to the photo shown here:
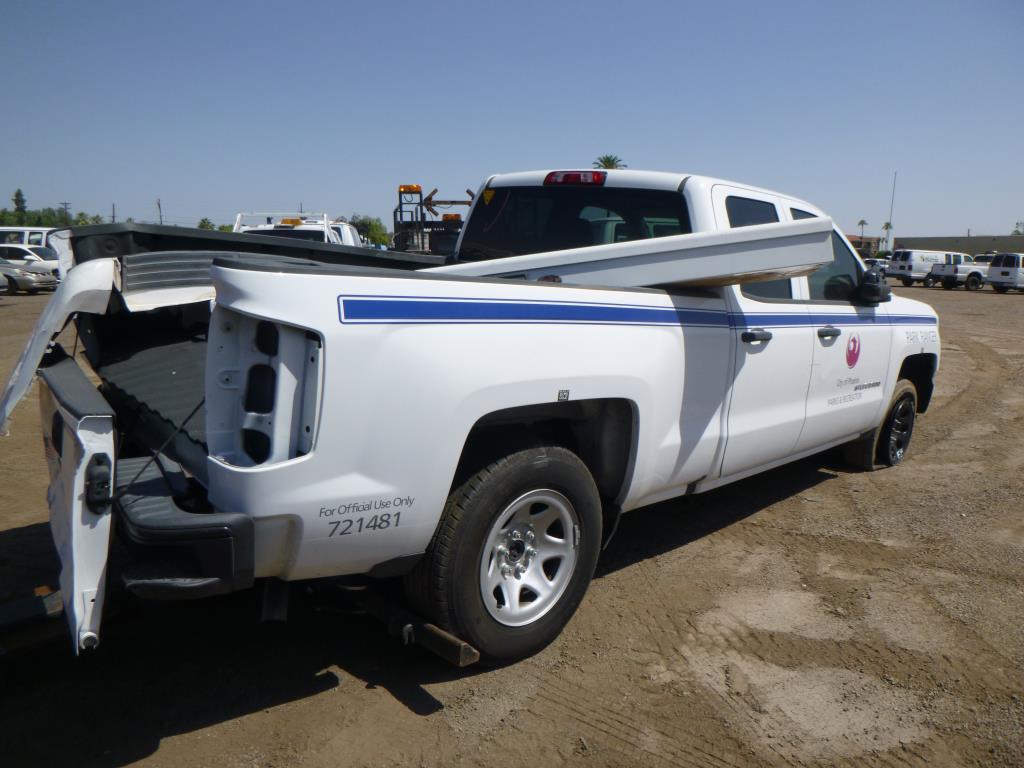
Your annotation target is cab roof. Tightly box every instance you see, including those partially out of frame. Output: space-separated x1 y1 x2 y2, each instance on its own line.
485 169 821 213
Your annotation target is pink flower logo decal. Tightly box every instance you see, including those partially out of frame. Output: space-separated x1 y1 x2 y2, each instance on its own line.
846 334 861 368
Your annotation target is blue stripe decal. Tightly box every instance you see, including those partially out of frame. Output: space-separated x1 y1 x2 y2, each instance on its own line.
339 296 729 327
338 296 937 328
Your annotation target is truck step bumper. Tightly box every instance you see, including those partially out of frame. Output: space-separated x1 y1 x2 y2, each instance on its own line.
115 457 255 600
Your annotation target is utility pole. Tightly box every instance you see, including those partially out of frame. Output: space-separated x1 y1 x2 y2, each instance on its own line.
886 171 897 250
156 198 163 225
111 203 116 224
60 202 71 226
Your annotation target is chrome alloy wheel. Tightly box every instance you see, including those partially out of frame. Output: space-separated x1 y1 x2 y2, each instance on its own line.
479 489 579 627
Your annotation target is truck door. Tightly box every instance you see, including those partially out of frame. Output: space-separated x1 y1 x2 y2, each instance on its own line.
712 187 813 477
795 231 892 452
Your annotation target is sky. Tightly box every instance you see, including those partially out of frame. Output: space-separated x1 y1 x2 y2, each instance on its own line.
2 0 1021 240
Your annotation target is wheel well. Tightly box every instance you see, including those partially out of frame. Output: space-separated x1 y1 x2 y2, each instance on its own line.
453 399 637 540
897 353 937 413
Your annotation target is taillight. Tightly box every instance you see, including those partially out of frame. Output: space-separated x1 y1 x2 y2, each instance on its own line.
543 170 607 186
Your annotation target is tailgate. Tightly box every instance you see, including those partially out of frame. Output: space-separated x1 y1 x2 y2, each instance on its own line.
37 349 115 652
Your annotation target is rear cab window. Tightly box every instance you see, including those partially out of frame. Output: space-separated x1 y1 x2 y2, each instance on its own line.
457 185 692 262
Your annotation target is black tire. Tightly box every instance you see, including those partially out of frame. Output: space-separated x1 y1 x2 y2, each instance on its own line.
993 284 1009 294
941 280 955 290
965 274 982 291
5 277 17 295
876 379 917 467
842 428 879 471
901 278 913 288
922 276 935 288
405 446 602 664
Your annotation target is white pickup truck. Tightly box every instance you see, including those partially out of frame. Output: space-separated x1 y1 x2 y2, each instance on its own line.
0 169 940 664
931 253 993 291
234 212 363 247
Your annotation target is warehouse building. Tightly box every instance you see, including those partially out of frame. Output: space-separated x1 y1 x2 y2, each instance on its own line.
894 235 1024 254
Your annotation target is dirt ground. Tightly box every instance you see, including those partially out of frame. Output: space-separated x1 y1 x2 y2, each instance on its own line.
0 286 1021 768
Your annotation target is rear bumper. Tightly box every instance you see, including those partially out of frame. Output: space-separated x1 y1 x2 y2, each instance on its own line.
114 457 254 599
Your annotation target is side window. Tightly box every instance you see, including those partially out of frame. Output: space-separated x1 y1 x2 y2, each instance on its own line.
27 232 43 245
809 232 862 302
727 197 791 300
790 208 816 220
726 196 779 228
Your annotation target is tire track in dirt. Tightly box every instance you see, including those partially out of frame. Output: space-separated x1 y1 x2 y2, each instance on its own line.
521 666 748 768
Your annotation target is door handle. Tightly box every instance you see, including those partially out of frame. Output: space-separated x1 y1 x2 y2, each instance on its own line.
741 329 773 343
817 326 841 339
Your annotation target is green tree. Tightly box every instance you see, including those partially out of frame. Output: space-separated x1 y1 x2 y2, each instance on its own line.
217 224 233 232
12 189 27 225
350 213 389 246
857 219 868 239
197 217 215 230
592 154 627 169
1013 220 1023 235
881 221 893 250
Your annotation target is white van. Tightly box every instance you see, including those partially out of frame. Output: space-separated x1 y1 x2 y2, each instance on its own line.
0 226 55 246
988 253 1024 293
891 249 969 287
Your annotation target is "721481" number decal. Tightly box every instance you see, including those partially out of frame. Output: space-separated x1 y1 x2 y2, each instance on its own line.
327 512 401 537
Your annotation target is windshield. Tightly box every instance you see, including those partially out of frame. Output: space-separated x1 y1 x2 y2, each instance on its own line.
28 246 58 260
457 185 692 262
243 228 326 242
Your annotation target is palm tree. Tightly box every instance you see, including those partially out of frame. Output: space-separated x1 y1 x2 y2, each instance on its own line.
593 154 627 169
881 221 893 250
858 219 868 240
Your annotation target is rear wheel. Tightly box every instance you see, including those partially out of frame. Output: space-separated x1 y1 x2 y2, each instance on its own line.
901 278 913 288
5 277 17 295
965 274 982 291
877 380 917 466
405 446 602 664
993 284 1009 294
922 276 935 288
941 280 955 290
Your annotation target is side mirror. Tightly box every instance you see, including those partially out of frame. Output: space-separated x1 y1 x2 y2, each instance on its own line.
858 268 891 304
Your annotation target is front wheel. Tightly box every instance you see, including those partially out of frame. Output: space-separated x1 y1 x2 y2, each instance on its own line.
5 277 17 295
901 278 913 288
877 380 917 466
965 274 982 291
922 276 935 288
941 280 955 290
993 284 1009 294
405 446 602 664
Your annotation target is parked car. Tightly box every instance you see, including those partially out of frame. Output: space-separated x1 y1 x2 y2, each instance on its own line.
0 243 62 278
987 253 1024 293
864 257 890 275
0 258 59 293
